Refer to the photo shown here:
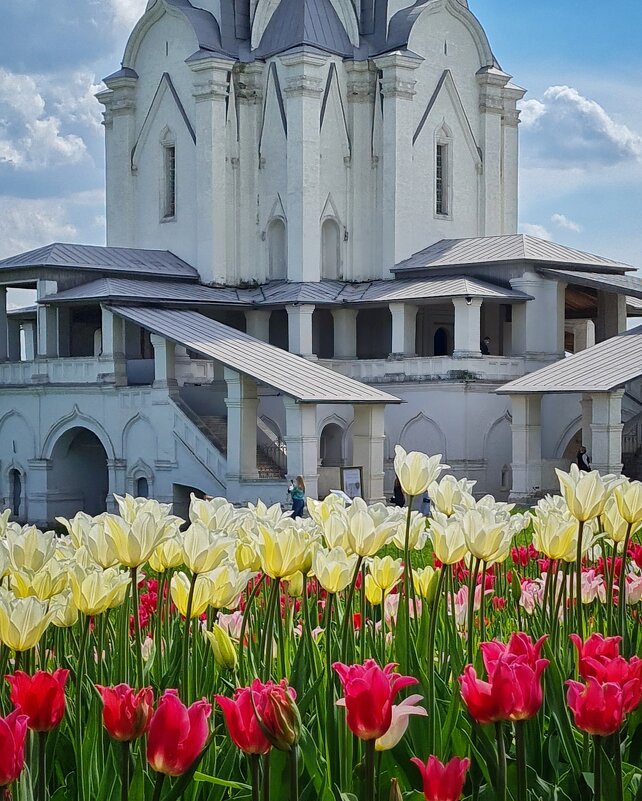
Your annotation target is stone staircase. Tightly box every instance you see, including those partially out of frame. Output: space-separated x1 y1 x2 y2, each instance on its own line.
200 416 286 480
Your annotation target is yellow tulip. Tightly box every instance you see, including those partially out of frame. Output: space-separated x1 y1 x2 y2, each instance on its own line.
531 511 578 561
69 565 131 616
204 563 253 609
613 480 642 526
49 591 79 628
321 512 351 551
0 542 9 579
256 525 311 579
0 595 53 652
369 556 404 593
235 536 262 572
204 623 237 671
12 560 68 601
555 465 609 522
182 521 236 575
461 509 512 563
113 494 175 525
428 513 468 565
365 574 383 606
5 525 56 573
170 571 211 618
393 445 448 497
0 509 11 536
391 511 428 551
149 536 185 573
601 496 629 544
413 566 436 599
189 495 237 531
307 494 346 526
56 511 96 550
103 513 172 569
248 500 287 525
346 499 394 558
312 546 358 594
427 476 476 517
285 572 304 598
82 520 120 569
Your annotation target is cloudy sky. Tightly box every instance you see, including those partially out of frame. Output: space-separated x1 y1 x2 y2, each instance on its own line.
0 0 641 282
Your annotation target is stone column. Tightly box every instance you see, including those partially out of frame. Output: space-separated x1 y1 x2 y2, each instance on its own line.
26 458 52 528
7 319 20 361
452 297 482 358
245 310 271 342
97 74 137 247
224 368 259 481
283 397 319 499
373 52 422 274
0 288 7 361
351 404 386 503
281 49 329 282
101 307 127 385
509 393 542 500
332 308 358 359
389 302 418 357
568 320 595 353
36 280 58 358
510 272 564 358
23 322 36 361
595 292 627 343
501 85 525 234
590 390 623 475
580 394 593 455
150 334 177 390
190 56 235 284
286 304 315 357
106 459 128 513
477 67 511 236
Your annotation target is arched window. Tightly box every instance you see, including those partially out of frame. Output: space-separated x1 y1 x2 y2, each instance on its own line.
160 128 177 220
9 469 21 518
267 219 287 280
434 327 448 356
136 476 149 499
320 423 343 467
321 219 341 280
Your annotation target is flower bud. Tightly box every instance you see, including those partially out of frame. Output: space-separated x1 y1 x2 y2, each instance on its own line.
511 571 522 602
261 682 301 751
204 624 238 672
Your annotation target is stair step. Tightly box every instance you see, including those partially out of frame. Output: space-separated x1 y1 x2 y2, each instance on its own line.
198 415 285 478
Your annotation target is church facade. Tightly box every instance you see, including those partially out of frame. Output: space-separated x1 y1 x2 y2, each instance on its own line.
0 0 641 524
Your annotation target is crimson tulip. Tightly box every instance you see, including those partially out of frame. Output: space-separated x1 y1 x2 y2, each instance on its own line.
261 680 300 751
333 659 418 740
5 669 69 732
566 677 627 736
96 684 154 742
481 633 547 677
570 633 642 712
215 680 272 755
147 690 211 776
458 665 506 724
411 755 470 801
0 709 28 787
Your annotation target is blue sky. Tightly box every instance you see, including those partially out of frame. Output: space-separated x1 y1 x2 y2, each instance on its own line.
0 0 640 291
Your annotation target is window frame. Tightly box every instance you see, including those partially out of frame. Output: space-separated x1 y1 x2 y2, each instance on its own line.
434 126 453 220
160 132 177 222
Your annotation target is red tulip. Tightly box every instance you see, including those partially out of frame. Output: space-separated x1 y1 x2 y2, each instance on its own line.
458 665 507 724
260 680 300 751
215 680 272 755
96 684 154 742
411 755 470 801
147 690 211 776
5 670 69 732
481 633 547 677
570 633 621 670
333 660 418 740
0 709 28 787
570 633 642 712
566 677 627 736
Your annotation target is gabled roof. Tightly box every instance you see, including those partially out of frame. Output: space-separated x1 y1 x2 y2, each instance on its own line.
497 326 642 395
39 278 245 305
111 305 401 405
254 0 354 58
0 244 199 280
393 235 634 276
539 269 642 300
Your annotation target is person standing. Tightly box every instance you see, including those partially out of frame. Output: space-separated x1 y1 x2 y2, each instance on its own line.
392 476 405 507
289 475 306 518
480 337 491 355
576 446 591 472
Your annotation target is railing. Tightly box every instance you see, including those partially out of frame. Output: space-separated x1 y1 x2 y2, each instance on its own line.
0 357 112 385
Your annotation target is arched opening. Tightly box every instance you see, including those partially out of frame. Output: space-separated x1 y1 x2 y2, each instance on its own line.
269 309 289 350
267 219 287 280
321 219 341 280
49 427 109 518
320 423 343 467
434 327 448 356
312 309 334 358
9 469 22 519
136 477 149 498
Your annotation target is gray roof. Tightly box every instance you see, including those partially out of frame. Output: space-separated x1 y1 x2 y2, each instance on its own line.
539 268 642 299
0 244 199 280
497 326 642 395
393 235 634 275
256 0 353 58
42 275 530 307
111 305 401 405
627 296 642 314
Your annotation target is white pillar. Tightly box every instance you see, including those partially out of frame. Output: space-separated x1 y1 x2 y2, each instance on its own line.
596 292 627 343
150 334 177 390
7 319 20 362
224 368 259 480
283 397 318 499
580 394 593 455
57 307 71 357
0 288 7 361
286 304 315 357
590 390 623 475
568 320 595 353
352 404 386 503
190 56 235 284
36 280 58 358
245 310 271 342
100 307 127 385
509 393 542 500
389 302 417 357
332 308 358 359
501 86 525 234
477 68 511 236
281 49 329 282
23 322 36 361
373 52 422 274
510 273 564 358
452 297 482 358
26 459 51 528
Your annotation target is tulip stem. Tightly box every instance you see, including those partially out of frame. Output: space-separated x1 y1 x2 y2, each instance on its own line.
289 747 299 801
120 741 130 801
250 754 260 801
364 739 376 801
614 730 623 801
620 524 633 651
515 721 526 801
575 520 585 642
593 735 602 801
263 579 281 681
466 558 481 666
151 772 166 801
402 496 414 670
130 567 144 690
262 753 271 801
494 722 506 801
340 557 363 664
181 572 198 698
75 615 90 801
427 568 446 754
37 731 47 801
239 575 265 686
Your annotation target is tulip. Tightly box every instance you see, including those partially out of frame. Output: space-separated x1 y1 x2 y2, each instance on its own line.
333 659 418 740
0 596 53 652
480 633 548 677
0 709 28 787
96 684 153 741
429 513 468 565
170 572 212 619
346 499 394 558
375 695 427 751
320 512 351 551
215 680 272 755
5 525 57 574
11 560 68 601
531 511 578 561
5 669 68 732
56 511 95 550
260 681 301 751
613 480 642 526
188 495 236 529
235 536 262 572
413 566 437 599
601 496 629 544
570 633 642 711
307 494 346 526
411 755 470 801
394 445 447 497
204 624 238 671
369 556 404 594
256 526 311 579
147 690 212 776
458 665 506 724
80 520 120 569
204 563 254 610
428 475 476 517
566 678 626 736
391 511 429 551
285 571 304 598
103 513 172 569
69 565 131 617
556 465 609 523
49 591 79 628
312 547 358 594
149 537 184 573
461 509 511 564
182 521 235 575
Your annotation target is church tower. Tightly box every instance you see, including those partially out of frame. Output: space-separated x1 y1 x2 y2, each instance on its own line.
98 0 525 285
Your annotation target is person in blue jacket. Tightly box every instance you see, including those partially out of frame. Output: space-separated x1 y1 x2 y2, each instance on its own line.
288 475 306 518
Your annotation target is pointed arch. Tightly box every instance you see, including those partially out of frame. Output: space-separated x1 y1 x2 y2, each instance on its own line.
127 458 155 497
0 409 37 457
42 406 116 461
320 63 351 160
251 0 282 50
122 413 158 461
554 416 583 460
398 413 447 458
258 62 287 159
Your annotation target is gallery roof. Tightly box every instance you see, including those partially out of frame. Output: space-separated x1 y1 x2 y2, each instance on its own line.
538 268 642 300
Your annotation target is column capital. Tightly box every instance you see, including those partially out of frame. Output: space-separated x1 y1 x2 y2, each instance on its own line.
373 52 422 99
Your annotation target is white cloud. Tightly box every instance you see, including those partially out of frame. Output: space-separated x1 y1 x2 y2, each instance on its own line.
520 223 552 241
551 213 582 233
518 85 642 168
109 0 148 32
0 197 78 259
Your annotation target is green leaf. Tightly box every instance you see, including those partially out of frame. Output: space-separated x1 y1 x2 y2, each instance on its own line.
193 771 252 790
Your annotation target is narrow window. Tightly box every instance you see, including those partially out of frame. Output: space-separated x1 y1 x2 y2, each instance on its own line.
436 143 448 216
162 144 176 219
136 477 149 498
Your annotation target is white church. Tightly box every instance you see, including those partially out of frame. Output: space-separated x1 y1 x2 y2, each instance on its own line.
2 0 642 524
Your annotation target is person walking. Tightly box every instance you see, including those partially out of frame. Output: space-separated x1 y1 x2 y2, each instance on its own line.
289 475 306 518
576 446 592 472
